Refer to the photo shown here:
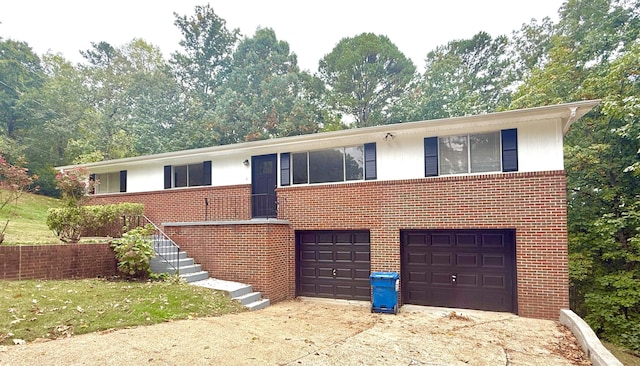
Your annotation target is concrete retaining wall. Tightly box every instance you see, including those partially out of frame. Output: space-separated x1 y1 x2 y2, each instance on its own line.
560 309 623 366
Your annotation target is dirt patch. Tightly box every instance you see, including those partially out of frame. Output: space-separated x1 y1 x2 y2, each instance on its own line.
0 299 590 365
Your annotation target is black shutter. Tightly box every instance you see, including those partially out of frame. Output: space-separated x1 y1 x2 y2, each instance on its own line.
364 143 377 180
119 170 127 192
424 137 439 177
89 174 96 194
164 165 172 189
501 129 518 172
280 153 290 186
202 161 212 186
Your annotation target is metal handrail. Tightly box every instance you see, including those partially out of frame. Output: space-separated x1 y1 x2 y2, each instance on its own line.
143 215 181 275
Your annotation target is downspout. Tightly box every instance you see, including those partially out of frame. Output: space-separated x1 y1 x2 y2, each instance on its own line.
563 107 578 134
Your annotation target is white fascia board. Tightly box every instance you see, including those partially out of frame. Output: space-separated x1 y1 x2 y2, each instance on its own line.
57 100 599 173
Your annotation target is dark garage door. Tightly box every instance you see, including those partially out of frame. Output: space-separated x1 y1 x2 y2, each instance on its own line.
297 231 371 301
401 229 516 313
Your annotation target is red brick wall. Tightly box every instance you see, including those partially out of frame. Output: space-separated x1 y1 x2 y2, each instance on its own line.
164 223 294 302
0 244 117 280
89 185 252 223
277 170 568 320
94 171 568 319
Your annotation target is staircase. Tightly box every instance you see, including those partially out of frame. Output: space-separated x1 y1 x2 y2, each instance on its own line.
191 278 270 311
149 235 269 311
149 236 209 283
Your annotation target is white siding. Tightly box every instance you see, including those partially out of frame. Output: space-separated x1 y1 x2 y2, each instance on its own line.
127 164 165 193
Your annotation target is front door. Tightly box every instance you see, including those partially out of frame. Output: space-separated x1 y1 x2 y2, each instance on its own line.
251 154 277 218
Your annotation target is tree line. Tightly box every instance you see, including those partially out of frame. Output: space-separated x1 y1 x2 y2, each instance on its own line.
1 0 639 353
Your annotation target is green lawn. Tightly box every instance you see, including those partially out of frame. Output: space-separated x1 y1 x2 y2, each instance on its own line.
604 341 640 366
0 279 245 345
0 191 60 245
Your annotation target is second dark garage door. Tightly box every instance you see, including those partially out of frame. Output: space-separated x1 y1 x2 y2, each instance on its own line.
297 230 371 301
401 229 516 313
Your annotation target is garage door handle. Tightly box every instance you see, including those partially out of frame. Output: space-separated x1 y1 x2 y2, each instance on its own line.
332 269 337 277
451 274 457 283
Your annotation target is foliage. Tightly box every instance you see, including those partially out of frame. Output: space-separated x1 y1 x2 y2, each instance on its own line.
46 202 144 243
0 155 37 243
511 0 640 353
211 27 323 143
54 167 94 208
319 33 416 127
171 4 239 102
45 206 83 243
391 32 514 122
0 279 244 345
111 224 155 278
0 39 44 140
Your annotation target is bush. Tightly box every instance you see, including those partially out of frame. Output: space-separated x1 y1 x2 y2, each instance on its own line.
46 203 144 243
111 224 155 278
46 207 83 243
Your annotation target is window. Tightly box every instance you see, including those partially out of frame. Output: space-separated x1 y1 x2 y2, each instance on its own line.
425 129 517 176
164 161 211 189
281 144 374 186
94 171 126 194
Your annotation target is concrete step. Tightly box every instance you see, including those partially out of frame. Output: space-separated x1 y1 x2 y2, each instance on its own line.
180 271 209 283
155 264 201 275
153 251 187 260
190 278 270 311
191 278 253 298
245 298 270 311
233 291 262 305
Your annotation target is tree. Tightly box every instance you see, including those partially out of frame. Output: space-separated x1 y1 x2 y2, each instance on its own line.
170 4 239 111
211 28 323 143
512 0 640 352
0 39 44 140
0 155 36 243
391 32 514 122
18 53 95 195
318 33 415 127
77 39 183 161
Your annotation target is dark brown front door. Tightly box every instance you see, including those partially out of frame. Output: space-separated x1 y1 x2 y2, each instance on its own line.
297 231 371 301
251 154 277 218
401 229 516 313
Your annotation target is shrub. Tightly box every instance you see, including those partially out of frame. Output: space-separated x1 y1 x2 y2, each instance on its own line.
46 203 144 243
111 224 155 279
46 207 83 243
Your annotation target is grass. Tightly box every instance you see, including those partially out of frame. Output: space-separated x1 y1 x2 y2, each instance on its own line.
604 341 640 366
0 278 245 345
0 191 61 245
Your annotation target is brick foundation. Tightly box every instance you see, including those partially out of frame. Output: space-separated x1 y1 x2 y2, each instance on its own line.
93 170 568 319
164 222 294 303
0 243 117 280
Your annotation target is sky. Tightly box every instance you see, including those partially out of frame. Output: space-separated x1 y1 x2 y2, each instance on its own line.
0 0 566 73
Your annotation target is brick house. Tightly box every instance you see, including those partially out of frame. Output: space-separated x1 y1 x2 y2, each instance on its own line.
60 100 599 319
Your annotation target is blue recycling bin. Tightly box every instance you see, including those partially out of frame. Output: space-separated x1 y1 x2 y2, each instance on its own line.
370 271 400 314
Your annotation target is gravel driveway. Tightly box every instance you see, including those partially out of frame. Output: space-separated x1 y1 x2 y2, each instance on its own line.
0 298 589 365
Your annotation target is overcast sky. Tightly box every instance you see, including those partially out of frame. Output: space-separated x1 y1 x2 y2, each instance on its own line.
0 1 566 72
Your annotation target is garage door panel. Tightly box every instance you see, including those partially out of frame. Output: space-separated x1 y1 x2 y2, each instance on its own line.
432 234 452 246
482 254 505 268
431 253 451 266
456 234 478 247
409 253 428 264
483 274 506 289
354 251 370 262
297 231 371 301
456 273 478 287
402 229 516 313
481 233 506 248
431 272 452 285
456 253 478 267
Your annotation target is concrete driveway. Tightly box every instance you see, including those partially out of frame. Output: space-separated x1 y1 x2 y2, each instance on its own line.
0 298 588 365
